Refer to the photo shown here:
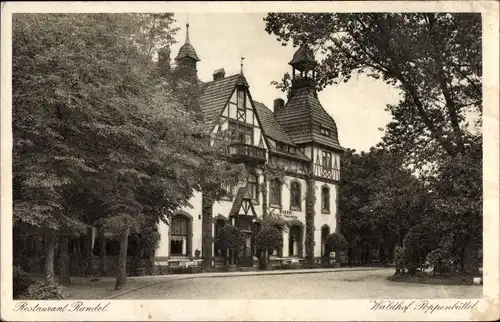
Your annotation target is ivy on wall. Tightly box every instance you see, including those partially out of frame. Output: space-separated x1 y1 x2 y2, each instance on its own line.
305 174 316 266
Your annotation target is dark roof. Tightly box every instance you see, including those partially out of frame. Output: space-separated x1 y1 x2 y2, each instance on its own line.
253 101 295 146
175 43 200 61
276 87 341 150
269 148 310 162
198 74 245 128
229 187 254 217
289 45 316 68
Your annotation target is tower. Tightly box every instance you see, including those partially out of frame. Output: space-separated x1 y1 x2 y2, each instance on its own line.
174 22 200 80
289 44 317 92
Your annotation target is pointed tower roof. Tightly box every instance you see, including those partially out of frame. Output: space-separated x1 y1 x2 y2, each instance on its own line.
175 22 200 61
275 87 341 150
289 45 316 71
276 45 342 151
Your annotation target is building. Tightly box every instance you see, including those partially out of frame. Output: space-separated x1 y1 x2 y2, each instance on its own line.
155 23 344 269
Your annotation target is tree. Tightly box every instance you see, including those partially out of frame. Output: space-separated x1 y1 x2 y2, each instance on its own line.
338 148 428 265
255 226 283 269
325 233 348 254
215 225 245 267
265 13 481 166
12 13 214 289
265 13 481 273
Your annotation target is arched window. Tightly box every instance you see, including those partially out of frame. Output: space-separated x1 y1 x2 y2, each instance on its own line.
247 173 258 203
269 178 282 207
321 186 330 213
290 181 301 210
321 225 331 257
170 214 192 257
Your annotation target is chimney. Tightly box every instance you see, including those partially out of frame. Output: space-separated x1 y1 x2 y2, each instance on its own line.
273 98 285 114
213 68 226 81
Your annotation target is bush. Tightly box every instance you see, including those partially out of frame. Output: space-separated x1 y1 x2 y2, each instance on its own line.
325 233 347 253
255 226 283 252
426 248 446 274
255 226 283 270
13 266 36 298
403 224 439 274
24 280 65 300
215 225 245 251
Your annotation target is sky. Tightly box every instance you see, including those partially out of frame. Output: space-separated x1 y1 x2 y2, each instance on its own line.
169 13 402 153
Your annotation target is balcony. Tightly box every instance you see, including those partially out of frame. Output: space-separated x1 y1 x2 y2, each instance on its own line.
313 164 340 181
227 143 267 164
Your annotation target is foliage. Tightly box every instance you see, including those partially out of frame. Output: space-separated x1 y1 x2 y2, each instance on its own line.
261 211 286 228
215 225 245 251
426 248 447 274
339 148 428 264
325 233 348 253
265 13 482 273
403 224 440 274
13 12 249 285
255 226 283 252
12 13 197 233
13 266 36 298
265 12 481 167
24 280 66 300
139 223 161 275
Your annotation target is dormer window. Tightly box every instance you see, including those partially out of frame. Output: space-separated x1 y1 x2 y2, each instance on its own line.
237 89 245 110
320 126 331 136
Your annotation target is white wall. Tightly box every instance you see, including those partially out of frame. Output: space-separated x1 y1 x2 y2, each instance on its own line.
313 180 338 257
156 190 204 258
156 174 338 259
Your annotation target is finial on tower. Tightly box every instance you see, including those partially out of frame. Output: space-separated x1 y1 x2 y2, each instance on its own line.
240 56 245 73
185 14 190 44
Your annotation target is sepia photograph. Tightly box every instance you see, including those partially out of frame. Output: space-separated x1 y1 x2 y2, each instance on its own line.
1 1 499 321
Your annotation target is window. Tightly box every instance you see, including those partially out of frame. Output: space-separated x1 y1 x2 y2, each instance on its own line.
290 181 301 210
170 215 191 256
321 186 330 213
269 178 282 207
237 89 245 110
247 173 258 203
228 120 253 145
322 151 332 169
320 126 331 136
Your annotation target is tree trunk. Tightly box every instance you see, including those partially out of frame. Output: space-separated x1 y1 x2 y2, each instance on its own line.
44 230 56 282
115 227 129 290
99 229 106 276
58 235 71 285
83 227 94 276
201 194 214 270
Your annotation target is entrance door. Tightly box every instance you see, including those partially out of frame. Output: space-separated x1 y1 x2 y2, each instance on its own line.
238 232 253 267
